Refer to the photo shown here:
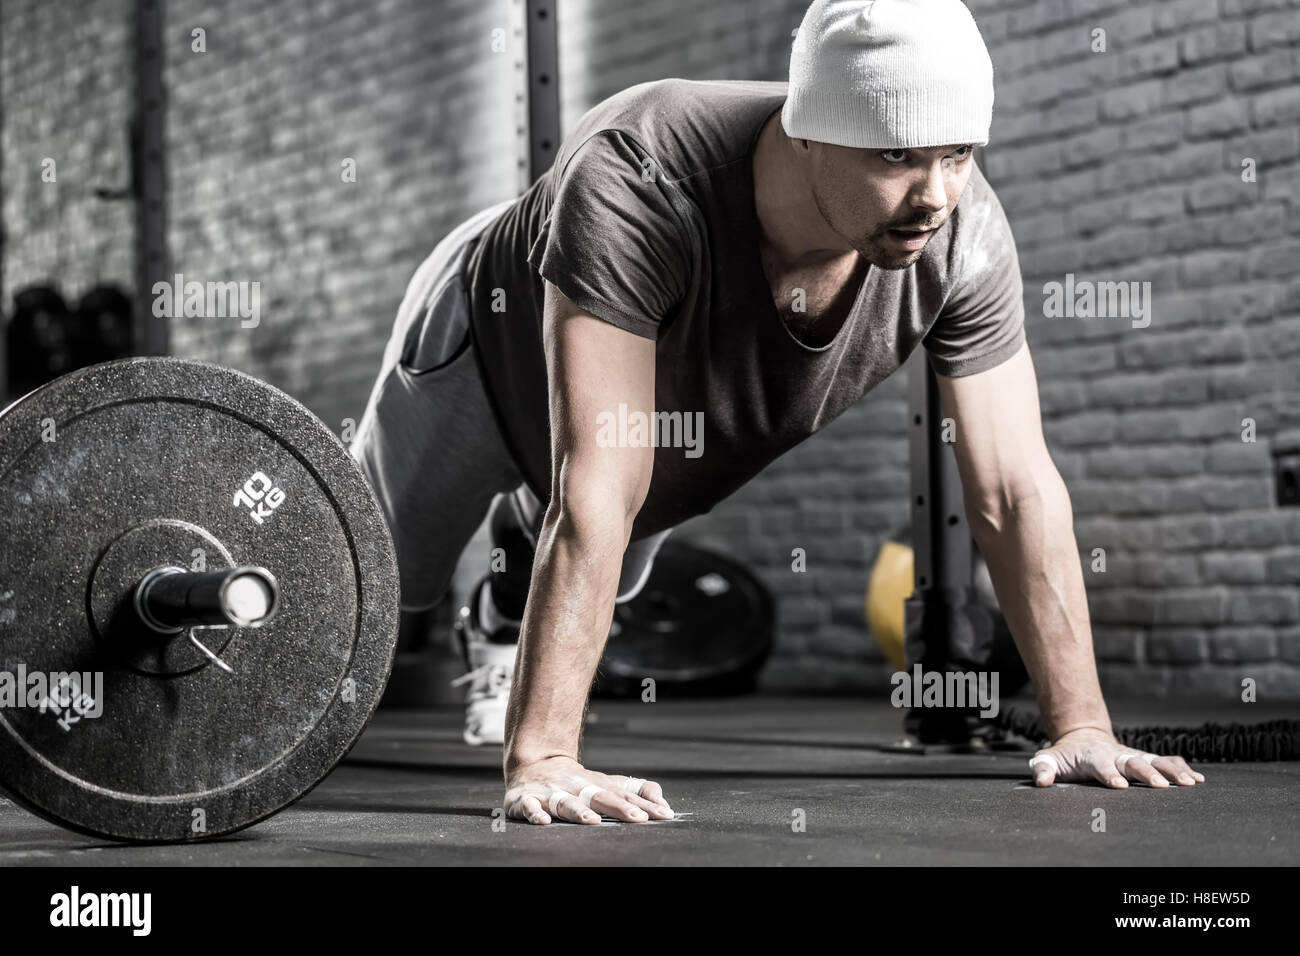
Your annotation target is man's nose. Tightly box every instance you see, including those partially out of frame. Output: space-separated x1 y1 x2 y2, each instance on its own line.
908 162 949 214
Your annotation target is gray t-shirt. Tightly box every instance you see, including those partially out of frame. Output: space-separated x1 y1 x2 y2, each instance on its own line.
463 78 1025 538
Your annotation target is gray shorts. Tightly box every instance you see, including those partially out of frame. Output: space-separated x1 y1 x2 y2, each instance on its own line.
351 201 670 612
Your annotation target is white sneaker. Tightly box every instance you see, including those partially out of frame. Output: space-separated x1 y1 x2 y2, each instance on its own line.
451 584 519 746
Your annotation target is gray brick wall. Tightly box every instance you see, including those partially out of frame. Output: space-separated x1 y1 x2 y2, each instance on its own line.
3 0 1297 700
162 0 520 421
1 0 135 303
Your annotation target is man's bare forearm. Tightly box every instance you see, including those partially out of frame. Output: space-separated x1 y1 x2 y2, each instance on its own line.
503 507 627 775
969 482 1112 741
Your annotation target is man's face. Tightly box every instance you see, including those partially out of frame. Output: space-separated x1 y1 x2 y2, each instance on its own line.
804 142 977 269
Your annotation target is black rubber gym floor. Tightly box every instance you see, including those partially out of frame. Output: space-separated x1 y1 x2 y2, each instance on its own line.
1 696 1295 866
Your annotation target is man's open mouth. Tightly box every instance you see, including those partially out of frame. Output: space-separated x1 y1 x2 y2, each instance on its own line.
886 227 936 246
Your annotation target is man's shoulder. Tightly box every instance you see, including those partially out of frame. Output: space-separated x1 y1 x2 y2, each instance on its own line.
556 78 787 182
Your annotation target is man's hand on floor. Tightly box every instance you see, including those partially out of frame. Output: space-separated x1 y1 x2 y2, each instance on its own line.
1029 727 1206 789
504 756 675 824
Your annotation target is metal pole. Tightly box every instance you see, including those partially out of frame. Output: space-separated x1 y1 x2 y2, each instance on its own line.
517 0 560 190
902 352 981 743
133 0 169 356
907 354 972 596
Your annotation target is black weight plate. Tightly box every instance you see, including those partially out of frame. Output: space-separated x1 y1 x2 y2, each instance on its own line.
597 541 774 697
0 358 399 842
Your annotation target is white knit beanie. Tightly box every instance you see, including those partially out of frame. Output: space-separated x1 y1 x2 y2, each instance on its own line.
782 0 995 149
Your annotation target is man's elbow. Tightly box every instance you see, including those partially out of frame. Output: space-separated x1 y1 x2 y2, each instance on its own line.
547 469 649 546
968 472 1072 538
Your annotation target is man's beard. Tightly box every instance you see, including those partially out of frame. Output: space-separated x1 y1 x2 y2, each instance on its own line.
858 233 925 270
859 214 946 269
813 185 935 270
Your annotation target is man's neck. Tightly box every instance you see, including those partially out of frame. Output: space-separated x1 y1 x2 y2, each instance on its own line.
751 109 855 272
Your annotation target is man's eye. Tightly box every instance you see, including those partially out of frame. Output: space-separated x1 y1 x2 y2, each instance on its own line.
881 149 907 164
950 145 973 160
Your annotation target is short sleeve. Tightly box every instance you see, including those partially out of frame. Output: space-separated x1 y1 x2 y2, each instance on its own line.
923 183 1026 378
527 131 690 339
